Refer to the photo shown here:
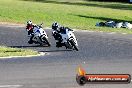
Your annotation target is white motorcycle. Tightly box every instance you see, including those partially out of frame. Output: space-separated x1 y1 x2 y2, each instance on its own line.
29 23 51 46
56 27 79 51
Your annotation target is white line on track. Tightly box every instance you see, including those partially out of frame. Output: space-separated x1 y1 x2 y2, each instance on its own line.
0 85 23 88
122 33 127 35
0 52 46 59
107 32 116 34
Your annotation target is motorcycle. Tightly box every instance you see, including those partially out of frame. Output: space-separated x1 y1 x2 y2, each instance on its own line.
28 23 51 46
55 27 79 51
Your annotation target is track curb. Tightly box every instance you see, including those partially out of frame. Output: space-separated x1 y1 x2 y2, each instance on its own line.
0 52 46 59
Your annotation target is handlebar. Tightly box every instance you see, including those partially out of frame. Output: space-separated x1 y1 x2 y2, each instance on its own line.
36 23 43 28
40 23 43 26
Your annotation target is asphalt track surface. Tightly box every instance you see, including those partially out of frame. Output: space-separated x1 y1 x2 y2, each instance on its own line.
0 24 132 88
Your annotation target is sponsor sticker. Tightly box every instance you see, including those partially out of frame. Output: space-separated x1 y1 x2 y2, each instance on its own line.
76 66 131 85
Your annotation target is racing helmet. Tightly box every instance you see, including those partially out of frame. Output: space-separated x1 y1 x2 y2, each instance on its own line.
27 20 32 25
52 22 59 30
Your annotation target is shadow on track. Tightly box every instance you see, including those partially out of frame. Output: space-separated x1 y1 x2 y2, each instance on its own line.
39 49 72 52
8 45 73 52
8 45 49 48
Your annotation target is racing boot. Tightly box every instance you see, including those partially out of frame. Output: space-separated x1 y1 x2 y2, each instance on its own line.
56 42 62 48
28 35 34 44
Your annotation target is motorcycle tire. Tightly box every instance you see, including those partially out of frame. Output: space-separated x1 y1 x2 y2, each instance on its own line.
28 40 33 44
69 40 79 51
41 36 51 46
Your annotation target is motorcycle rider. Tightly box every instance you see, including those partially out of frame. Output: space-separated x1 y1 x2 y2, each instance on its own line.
52 22 61 38
52 22 63 47
52 22 74 47
26 20 34 35
26 20 36 44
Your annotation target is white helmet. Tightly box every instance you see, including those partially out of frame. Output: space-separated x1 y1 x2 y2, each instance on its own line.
27 20 32 25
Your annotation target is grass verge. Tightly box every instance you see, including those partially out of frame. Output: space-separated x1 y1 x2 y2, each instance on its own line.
0 46 38 58
0 0 132 33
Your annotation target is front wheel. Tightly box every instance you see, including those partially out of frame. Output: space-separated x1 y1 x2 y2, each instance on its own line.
41 36 51 46
69 40 79 51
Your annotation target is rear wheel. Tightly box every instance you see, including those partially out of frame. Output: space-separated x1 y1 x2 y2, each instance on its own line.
28 40 33 44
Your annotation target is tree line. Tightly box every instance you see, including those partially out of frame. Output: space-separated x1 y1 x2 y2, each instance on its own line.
88 0 130 3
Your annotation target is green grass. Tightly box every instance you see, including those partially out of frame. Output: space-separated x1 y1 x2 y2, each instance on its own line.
0 46 38 58
0 0 132 33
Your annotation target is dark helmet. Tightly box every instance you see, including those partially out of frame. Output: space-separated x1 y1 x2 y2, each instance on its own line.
52 22 59 30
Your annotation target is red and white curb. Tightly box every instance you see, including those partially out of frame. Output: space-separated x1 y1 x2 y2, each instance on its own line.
0 52 46 59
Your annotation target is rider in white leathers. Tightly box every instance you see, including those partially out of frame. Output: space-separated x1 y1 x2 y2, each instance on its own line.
52 22 62 47
52 22 73 47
